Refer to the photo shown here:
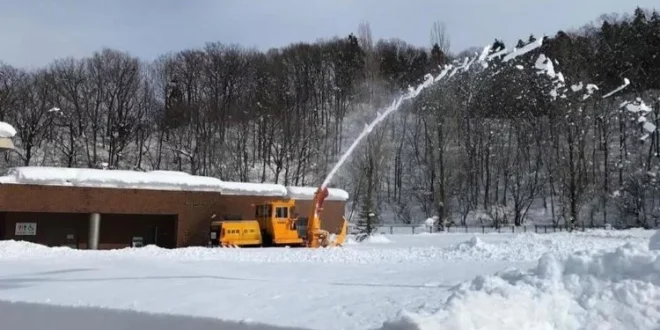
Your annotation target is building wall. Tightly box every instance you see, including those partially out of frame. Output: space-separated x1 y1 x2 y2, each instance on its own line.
0 184 346 248
4 212 88 247
2 212 178 249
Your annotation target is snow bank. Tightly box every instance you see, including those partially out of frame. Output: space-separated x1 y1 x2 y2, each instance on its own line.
575 227 656 240
380 243 660 330
650 230 660 251
285 186 349 201
2 230 650 265
363 234 392 244
0 240 81 259
0 121 17 138
0 166 349 199
447 236 493 254
434 231 649 262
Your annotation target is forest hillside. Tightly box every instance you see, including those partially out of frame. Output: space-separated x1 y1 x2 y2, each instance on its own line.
1 7 659 231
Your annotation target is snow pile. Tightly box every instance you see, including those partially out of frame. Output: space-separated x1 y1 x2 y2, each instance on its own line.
344 234 392 245
447 236 493 255
0 240 82 259
650 230 660 251
0 121 17 138
424 217 437 227
437 231 648 262
380 243 660 330
363 234 392 244
494 232 643 261
574 227 656 240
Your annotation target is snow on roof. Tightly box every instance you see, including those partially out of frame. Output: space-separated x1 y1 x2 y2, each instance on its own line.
0 166 348 200
285 186 349 201
218 180 287 196
0 121 17 138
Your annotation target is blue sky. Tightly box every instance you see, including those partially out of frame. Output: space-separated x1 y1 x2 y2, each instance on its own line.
1 0 657 68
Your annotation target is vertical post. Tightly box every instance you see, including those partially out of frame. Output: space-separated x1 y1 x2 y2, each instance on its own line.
89 213 100 250
154 226 159 246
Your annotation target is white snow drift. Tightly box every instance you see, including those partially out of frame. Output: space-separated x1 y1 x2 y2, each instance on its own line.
380 232 660 330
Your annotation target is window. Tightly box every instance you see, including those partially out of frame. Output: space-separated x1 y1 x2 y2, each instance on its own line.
256 205 273 217
275 207 288 218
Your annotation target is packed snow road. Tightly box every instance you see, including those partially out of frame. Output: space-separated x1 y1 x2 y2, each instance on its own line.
0 229 657 330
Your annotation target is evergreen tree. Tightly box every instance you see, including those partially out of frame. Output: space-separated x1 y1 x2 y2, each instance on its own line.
356 190 379 240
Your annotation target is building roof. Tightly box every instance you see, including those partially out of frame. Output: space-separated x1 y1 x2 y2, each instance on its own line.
0 166 349 201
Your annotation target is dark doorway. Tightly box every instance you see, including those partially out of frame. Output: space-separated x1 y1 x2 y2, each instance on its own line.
3 212 88 247
100 214 177 249
0 212 5 240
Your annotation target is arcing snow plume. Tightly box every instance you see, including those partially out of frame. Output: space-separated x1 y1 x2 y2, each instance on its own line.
321 74 434 189
602 78 630 99
378 242 660 330
321 39 547 189
502 38 543 62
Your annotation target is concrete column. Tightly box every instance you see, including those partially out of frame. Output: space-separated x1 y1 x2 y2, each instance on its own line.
88 213 100 250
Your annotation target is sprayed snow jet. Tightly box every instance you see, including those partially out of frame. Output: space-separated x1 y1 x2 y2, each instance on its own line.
320 40 542 190
320 38 632 191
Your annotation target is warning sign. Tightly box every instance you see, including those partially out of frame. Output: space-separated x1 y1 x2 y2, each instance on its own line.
15 222 37 236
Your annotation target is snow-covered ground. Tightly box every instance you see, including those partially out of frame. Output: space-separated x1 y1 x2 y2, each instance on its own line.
0 229 658 330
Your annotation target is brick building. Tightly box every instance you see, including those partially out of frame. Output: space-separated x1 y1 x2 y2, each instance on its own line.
0 167 348 249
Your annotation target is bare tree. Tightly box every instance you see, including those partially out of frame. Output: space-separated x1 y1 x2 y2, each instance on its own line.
430 21 451 54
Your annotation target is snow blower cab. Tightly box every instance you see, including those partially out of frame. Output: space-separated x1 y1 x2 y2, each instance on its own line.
254 199 305 247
